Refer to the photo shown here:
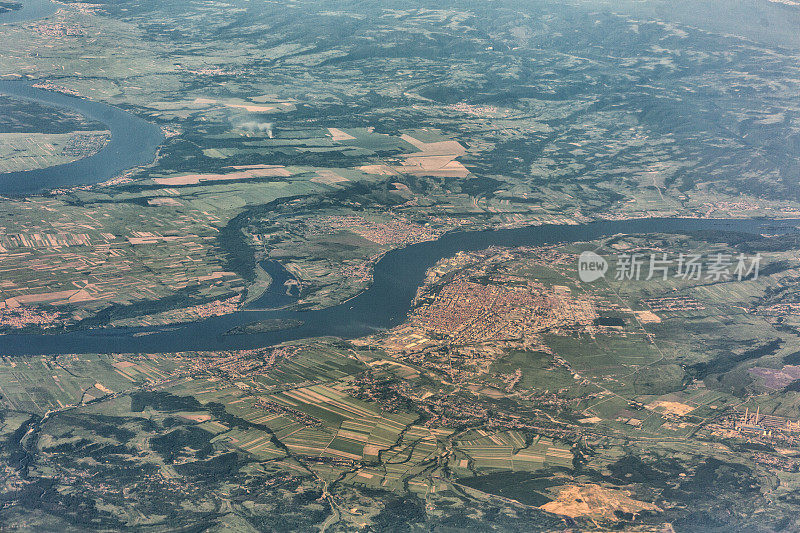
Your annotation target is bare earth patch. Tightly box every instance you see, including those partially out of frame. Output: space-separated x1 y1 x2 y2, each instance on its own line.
541 483 660 521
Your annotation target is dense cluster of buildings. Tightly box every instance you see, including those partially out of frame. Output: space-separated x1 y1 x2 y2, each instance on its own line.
308 214 445 247
410 276 596 345
733 407 800 436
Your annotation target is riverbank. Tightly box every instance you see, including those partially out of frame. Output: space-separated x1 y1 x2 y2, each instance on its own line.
0 80 164 195
0 216 797 356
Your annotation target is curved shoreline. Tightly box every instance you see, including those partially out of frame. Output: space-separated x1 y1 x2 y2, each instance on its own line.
0 80 164 195
1 216 797 356
0 0 56 25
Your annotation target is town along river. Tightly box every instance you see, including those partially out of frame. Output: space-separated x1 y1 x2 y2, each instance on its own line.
0 80 164 195
246 260 301 310
1 216 798 356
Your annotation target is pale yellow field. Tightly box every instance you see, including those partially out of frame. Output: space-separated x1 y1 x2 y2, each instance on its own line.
153 165 291 185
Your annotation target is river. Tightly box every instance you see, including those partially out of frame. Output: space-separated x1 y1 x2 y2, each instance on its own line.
1 216 797 356
0 0 57 25
0 80 164 195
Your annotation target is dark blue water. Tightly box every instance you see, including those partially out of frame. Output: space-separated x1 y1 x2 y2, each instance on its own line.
246 260 300 309
0 0 57 24
0 80 164 195
0 216 796 356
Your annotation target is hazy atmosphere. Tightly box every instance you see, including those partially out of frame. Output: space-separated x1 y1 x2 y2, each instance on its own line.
2 1 800 531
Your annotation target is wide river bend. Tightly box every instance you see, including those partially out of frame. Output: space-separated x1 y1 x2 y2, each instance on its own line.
0 83 796 356
1 216 798 356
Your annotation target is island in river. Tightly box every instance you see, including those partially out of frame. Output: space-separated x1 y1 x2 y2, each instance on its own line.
0 0 55 24
0 80 164 195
